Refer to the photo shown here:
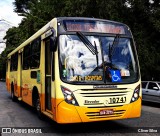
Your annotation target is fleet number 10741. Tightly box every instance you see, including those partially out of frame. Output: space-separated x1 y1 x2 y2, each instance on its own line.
109 96 126 104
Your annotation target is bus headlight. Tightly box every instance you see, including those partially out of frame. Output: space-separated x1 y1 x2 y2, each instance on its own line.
61 86 79 106
130 85 140 103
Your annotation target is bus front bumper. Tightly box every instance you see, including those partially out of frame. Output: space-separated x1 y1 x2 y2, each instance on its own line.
56 97 141 124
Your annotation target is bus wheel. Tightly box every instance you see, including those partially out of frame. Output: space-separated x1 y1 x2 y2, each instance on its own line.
36 98 43 119
11 85 16 102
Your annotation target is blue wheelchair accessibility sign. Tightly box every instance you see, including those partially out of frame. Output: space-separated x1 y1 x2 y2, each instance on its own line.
110 70 121 82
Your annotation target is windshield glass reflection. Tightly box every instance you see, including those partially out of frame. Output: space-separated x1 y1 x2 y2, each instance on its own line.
59 35 138 84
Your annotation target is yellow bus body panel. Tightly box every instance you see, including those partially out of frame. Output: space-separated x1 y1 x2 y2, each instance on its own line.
56 97 141 123
6 17 141 124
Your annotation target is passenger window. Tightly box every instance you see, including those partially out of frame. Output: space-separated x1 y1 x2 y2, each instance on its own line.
142 82 147 88
23 44 31 70
22 37 41 70
30 37 41 69
148 82 158 90
10 52 18 71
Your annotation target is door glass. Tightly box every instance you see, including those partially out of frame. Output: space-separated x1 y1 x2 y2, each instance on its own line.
148 82 157 90
142 82 147 89
45 39 52 110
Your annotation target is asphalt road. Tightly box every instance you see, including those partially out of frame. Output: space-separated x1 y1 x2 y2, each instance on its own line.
0 81 160 136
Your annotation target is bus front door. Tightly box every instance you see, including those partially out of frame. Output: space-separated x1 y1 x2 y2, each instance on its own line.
45 39 52 111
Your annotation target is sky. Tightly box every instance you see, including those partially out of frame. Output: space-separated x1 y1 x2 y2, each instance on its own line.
0 0 23 53
0 0 23 26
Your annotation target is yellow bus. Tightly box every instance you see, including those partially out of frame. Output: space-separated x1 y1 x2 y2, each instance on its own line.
6 17 141 123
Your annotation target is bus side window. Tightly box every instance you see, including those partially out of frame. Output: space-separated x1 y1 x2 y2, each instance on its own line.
10 52 18 71
23 44 31 70
30 37 41 69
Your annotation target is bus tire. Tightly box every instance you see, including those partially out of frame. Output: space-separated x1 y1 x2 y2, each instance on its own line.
36 97 43 119
11 84 17 102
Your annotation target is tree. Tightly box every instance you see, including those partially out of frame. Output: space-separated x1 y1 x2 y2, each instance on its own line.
1 0 160 80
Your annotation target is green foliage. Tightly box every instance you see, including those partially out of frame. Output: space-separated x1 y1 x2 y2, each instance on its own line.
0 47 15 79
0 0 159 80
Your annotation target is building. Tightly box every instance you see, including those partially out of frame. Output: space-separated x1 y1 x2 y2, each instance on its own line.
0 19 13 54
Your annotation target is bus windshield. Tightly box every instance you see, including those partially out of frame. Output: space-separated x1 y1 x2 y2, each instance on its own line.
59 34 138 84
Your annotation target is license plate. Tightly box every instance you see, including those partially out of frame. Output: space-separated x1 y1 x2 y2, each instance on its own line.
108 96 126 104
100 109 114 115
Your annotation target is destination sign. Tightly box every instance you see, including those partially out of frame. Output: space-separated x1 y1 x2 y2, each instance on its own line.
63 20 126 34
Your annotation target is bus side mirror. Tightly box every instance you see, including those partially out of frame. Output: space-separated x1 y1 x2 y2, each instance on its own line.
50 36 57 52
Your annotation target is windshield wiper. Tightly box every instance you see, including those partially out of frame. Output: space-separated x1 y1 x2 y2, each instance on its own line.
76 32 98 55
94 41 99 67
109 34 120 63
